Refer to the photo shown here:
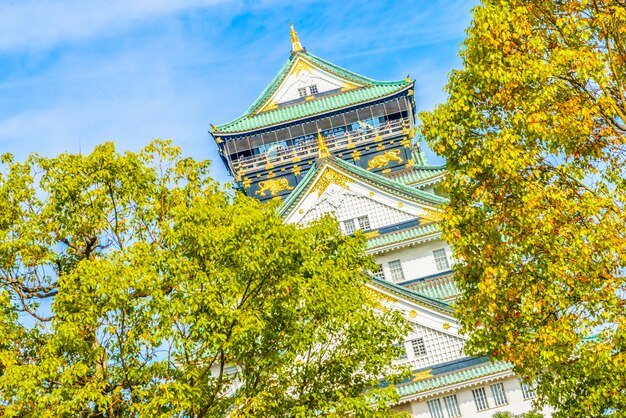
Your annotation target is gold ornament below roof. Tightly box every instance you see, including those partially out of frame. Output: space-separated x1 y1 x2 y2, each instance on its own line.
312 167 352 196
290 23 303 53
317 131 331 159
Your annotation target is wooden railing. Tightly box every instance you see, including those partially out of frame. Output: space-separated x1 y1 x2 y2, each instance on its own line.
231 119 413 176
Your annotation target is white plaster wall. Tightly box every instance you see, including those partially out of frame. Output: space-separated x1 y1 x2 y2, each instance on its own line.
273 60 353 105
375 239 453 282
396 376 551 417
300 189 414 231
399 323 466 369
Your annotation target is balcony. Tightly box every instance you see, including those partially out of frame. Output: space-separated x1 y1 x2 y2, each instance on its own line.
231 118 413 178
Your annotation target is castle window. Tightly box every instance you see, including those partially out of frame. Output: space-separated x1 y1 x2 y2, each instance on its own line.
343 219 357 234
427 399 444 418
491 382 508 406
472 387 489 411
357 215 370 230
372 264 384 279
442 395 461 417
411 337 427 357
298 87 307 97
342 215 370 234
388 259 404 282
309 84 318 94
520 380 537 400
395 342 408 361
433 248 450 271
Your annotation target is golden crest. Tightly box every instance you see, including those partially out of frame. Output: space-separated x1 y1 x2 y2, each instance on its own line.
255 178 294 197
421 209 444 224
311 167 352 196
413 369 433 381
367 149 403 170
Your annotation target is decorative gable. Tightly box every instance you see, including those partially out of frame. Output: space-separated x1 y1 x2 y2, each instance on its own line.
283 163 439 228
300 183 414 228
364 282 465 369
258 56 363 112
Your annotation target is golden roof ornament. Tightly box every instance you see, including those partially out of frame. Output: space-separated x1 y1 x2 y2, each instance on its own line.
317 131 330 159
290 23 303 53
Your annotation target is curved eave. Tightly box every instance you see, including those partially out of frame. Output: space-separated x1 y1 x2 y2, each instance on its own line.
396 361 514 403
279 158 447 220
368 273 452 314
240 51 398 118
366 230 442 255
213 83 411 136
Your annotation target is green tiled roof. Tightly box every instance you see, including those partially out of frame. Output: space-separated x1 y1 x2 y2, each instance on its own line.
396 361 512 397
279 157 448 218
366 222 440 251
390 167 446 187
331 158 448 205
214 51 411 134
406 280 460 301
368 274 452 314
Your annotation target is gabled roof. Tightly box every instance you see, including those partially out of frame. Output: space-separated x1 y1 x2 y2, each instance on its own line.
388 149 446 188
279 157 448 218
213 51 411 134
367 273 452 314
396 358 513 398
366 221 440 252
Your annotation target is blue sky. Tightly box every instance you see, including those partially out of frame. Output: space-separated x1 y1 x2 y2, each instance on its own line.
0 0 476 184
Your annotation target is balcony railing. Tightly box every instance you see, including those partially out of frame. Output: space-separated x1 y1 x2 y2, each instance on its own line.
231 118 413 177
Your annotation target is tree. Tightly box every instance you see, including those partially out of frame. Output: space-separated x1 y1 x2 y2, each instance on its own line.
421 1 626 416
493 411 543 418
0 141 408 417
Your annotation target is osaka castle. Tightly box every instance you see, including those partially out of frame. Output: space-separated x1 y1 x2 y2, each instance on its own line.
210 25 550 417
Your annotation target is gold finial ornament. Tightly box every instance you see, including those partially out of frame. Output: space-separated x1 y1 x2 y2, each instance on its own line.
290 23 303 53
317 131 331 159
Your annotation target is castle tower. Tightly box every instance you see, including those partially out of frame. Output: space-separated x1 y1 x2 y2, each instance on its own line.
209 26 549 417
210 25 418 202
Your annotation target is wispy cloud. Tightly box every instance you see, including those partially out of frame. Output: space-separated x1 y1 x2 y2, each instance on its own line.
0 0 228 51
0 0 475 179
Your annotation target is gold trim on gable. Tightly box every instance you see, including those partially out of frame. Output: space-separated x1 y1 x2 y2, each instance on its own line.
311 167 353 196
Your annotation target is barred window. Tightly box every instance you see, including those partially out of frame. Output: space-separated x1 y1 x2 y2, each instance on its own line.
309 84 318 94
491 382 508 406
298 87 307 97
357 215 371 230
388 259 405 282
520 381 537 400
443 394 461 417
433 248 450 271
427 398 444 418
372 264 384 279
411 337 427 357
395 342 408 361
343 219 356 234
472 387 489 411
342 216 370 234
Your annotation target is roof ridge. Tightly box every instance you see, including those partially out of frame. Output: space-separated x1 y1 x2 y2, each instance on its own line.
332 158 448 205
279 158 447 218
214 51 411 132
367 273 452 313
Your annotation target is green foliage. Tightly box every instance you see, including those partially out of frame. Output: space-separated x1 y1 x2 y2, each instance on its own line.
421 0 626 416
493 411 543 418
0 141 408 417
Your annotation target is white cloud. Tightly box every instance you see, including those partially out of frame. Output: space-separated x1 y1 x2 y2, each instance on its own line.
0 0 229 51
